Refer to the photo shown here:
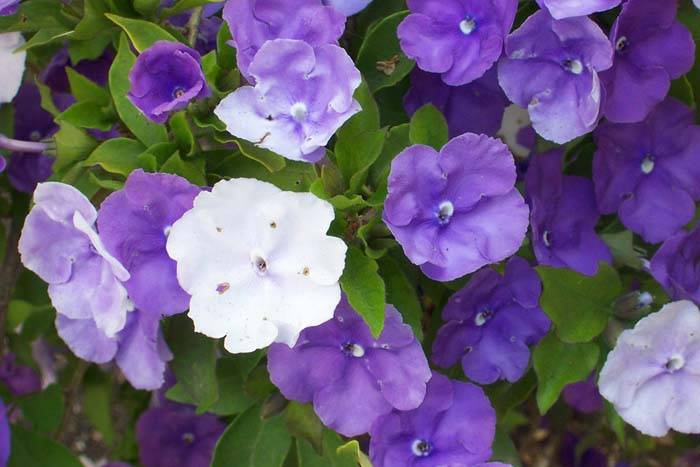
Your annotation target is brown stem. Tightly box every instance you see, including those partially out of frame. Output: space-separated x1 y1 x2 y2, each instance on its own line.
0 213 23 357
53 360 89 442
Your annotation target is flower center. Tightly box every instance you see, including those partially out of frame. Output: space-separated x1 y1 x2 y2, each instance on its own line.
543 230 553 247
615 36 628 53
411 439 433 457
475 309 493 326
290 102 308 121
181 432 195 445
436 200 454 225
172 87 186 99
342 342 365 358
635 291 653 310
251 253 268 275
459 16 476 35
665 355 685 372
562 59 583 75
640 155 654 174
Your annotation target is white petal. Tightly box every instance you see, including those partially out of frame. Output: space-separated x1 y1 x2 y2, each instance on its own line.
0 32 25 104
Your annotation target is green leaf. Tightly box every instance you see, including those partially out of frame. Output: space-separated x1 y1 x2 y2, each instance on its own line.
532 333 599 414
369 123 410 186
166 315 219 412
72 0 113 40
536 263 621 343
340 246 386 337
15 28 73 52
57 102 115 132
105 14 177 53
66 68 110 105
84 138 147 176
409 104 449 150
336 80 380 141
8 426 82 467
335 129 385 193
356 11 414 93
160 152 207 185
110 33 169 146
69 33 114 64
491 429 523 467
284 403 324 455
17 384 64 434
170 112 196 157
54 122 98 172
83 368 116 446
212 404 292 467
133 0 161 16
297 431 357 467
601 231 644 270
378 256 423 340
163 0 223 16
336 440 372 467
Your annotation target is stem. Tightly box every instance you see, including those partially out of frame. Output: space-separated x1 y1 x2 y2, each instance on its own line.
187 7 203 48
53 360 89 442
0 210 24 357
0 134 49 154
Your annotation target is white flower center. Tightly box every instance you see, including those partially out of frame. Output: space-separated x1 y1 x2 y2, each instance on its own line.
475 309 493 326
342 342 365 357
615 36 628 52
459 17 476 35
251 253 268 275
543 230 552 247
437 200 454 224
290 102 308 121
411 439 432 457
181 432 195 444
563 59 583 75
665 355 685 372
641 156 654 174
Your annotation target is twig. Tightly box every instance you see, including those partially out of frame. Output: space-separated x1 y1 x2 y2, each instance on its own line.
187 7 203 48
0 212 23 357
53 360 89 442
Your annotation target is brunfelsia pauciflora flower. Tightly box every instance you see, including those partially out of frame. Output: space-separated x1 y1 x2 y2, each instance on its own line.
1 0 700 466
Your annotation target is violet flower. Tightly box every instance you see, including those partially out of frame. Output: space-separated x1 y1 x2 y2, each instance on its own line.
128 41 210 124
0 353 41 397
563 373 604 414
0 399 8 466
323 0 372 16
98 170 200 317
593 98 700 243
599 300 700 436
382 133 529 282
369 372 497 467
268 297 431 437
601 0 695 123
650 225 700 304
0 32 26 104
404 68 509 139
432 257 550 384
497 10 613 144
398 0 517 86
525 149 611 276
222 0 345 82
0 0 18 16
215 39 361 163
536 0 621 19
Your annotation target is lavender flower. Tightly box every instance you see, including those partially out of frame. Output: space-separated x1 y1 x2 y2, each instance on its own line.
19 183 132 337
497 10 613 144
535 0 621 19
268 297 431 436
525 149 611 276
0 32 26 104
599 300 700 436
323 0 372 16
0 157 5 174
601 0 695 123
136 400 225 467
432 257 550 384
0 353 41 397
0 0 18 16
166 178 347 353
128 41 210 124
398 0 517 86
98 170 200 317
563 373 604 414
650 226 700 304
222 0 345 81
215 39 360 163
382 133 529 282
369 372 496 467
593 98 700 243
404 68 509 139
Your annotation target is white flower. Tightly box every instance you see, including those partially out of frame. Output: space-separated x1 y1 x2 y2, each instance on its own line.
599 300 700 437
0 32 26 104
166 178 347 353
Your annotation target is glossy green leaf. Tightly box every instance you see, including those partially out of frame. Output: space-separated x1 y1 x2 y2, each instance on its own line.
8 426 82 467
84 138 148 176
105 14 177 53
378 256 423 340
409 104 449 150
297 431 357 467
66 68 110 105
57 102 115 132
340 246 386 337
160 152 207 185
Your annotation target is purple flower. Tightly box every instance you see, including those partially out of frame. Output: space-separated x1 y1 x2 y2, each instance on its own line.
128 41 210 124
268 297 430 436
56 308 172 390
601 0 695 123
593 98 700 243
215 39 361 163
650 225 700 304
0 399 8 466
222 0 345 81
323 0 372 16
432 257 550 384
404 68 509 139
0 353 41 397
0 157 6 174
7 83 56 193
398 0 517 86
369 372 496 467
559 432 607 467
98 170 200 317
535 0 621 19
525 149 611 276
18 183 132 338
599 300 700 436
562 373 604 414
0 0 18 16
498 10 613 144
136 400 225 467
382 133 529 282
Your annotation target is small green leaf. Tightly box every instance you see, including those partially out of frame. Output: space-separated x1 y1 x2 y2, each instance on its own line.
284 403 324 455
232 139 287 173
533 333 599 414
378 256 423 340
336 440 372 467
17 384 64 434
9 426 82 467
73 0 113 40
335 129 385 193
84 138 148 176
66 68 110 105
336 80 380 141
54 122 98 172
369 123 410 186
160 152 207 185
212 404 292 467
409 104 449 150
536 263 621 343
57 102 115 132
170 112 196 157
340 246 386 337
601 231 644 270
83 367 116 446
105 14 177 53
297 431 357 467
